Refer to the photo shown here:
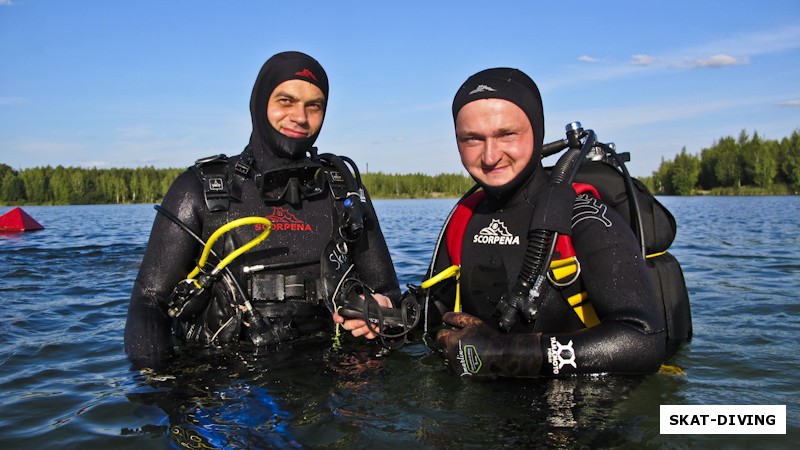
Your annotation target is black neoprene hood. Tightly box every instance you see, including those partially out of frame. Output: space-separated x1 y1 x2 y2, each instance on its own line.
250 51 330 160
451 68 545 198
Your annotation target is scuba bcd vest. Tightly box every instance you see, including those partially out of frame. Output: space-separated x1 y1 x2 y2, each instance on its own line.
430 123 692 350
164 146 370 346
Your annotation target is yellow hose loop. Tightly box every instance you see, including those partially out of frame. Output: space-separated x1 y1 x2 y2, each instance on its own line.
646 251 667 259
421 265 460 289
187 217 272 280
420 264 463 312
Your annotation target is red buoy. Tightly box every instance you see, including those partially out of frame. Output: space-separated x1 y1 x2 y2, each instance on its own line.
0 207 45 232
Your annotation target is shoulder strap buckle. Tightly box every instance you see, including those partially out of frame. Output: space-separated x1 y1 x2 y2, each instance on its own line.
195 154 231 212
234 150 254 178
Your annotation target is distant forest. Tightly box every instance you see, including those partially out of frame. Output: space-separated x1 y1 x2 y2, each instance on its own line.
639 129 800 196
1 129 798 206
0 163 475 205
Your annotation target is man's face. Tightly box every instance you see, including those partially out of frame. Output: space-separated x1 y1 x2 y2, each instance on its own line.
455 98 534 187
267 79 325 139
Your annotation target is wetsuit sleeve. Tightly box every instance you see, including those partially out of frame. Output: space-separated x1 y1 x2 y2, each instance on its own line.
538 193 667 376
124 169 205 369
349 187 402 302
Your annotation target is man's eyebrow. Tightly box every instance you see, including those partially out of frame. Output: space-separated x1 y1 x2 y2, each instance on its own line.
272 90 298 100
271 91 325 105
456 130 481 138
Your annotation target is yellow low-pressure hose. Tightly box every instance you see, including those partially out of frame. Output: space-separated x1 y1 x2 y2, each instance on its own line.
187 217 272 282
421 264 462 312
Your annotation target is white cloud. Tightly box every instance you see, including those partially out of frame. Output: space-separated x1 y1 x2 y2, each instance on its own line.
630 54 657 67
779 100 800 107
549 93 794 153
688 54 749 69
694 25 800 58
548 25 800 90
578 55 606 63
0 0 13 6
674 26 799 69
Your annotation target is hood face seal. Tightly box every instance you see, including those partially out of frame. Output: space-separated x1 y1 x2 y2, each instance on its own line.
452 67 545 199
249 51 329 161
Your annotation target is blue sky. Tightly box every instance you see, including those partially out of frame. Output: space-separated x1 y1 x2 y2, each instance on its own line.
1 1 799 177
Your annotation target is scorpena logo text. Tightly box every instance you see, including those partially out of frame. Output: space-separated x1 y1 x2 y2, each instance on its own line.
261 207 313 232
473 219 520 245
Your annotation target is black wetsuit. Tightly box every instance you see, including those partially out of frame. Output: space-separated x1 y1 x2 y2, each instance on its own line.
428 164 667 376
123 154 400 368
124 52 400 369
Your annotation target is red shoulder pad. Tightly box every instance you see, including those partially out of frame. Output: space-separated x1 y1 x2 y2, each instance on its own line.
445 191 485 265
572 182 600 199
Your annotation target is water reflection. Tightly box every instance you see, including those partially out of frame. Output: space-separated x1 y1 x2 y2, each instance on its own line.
127 338 322 448
124 325 696 449
4 199 793 448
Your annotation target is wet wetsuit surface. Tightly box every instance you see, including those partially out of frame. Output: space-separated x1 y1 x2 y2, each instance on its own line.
429 164 667 376
125 52 400 369
124 154 400 369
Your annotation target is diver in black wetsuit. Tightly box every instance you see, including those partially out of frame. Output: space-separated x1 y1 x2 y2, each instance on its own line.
428 68 668 377
124 52 400 370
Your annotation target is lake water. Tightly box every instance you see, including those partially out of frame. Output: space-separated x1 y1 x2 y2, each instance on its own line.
0 197 797 449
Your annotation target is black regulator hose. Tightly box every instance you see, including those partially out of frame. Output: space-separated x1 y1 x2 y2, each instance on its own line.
496 123 597 331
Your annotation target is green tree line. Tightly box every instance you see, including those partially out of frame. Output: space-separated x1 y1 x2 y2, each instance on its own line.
5 128 796 205
0 163 475 205
0 164 184 205
640 129 800 195
361 172 474 198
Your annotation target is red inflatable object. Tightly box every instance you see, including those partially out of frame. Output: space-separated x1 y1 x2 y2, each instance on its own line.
0 207 45 232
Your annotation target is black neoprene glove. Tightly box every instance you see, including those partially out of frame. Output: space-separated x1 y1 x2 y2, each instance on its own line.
435 312 543 378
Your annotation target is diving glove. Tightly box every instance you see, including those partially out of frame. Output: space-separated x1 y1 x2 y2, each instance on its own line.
435 312 542 378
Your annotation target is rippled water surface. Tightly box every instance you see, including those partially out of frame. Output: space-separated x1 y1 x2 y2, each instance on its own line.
0 197 797 449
